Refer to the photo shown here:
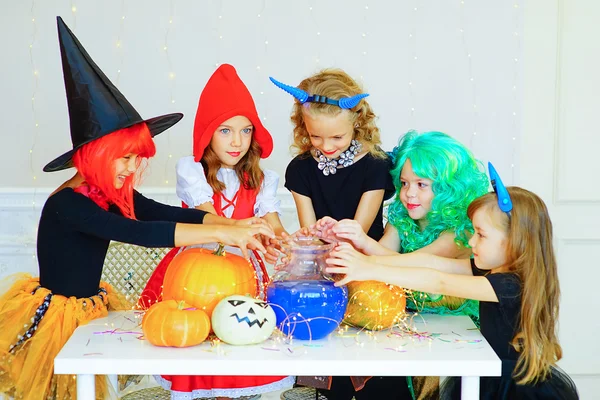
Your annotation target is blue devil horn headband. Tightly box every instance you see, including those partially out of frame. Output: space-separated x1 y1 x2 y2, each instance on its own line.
488 162 513 214
269 77 309 103
339 94 370 109
269 77 369 110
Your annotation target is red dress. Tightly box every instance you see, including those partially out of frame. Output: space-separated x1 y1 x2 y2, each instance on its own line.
138 183 270 308
139 185 293 399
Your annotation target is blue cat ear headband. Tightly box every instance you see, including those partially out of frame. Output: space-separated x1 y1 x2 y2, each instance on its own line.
269 77 369 109
488 162 512 215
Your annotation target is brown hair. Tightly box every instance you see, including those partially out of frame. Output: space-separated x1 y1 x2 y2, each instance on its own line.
201 138 264 193
290 69 386 158
467 187 562 384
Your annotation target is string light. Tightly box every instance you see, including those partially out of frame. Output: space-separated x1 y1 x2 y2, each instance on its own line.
255 0 269 123
29 0 39 210
114 0 126 86
215 0 224 67
458 0 479 148
511 0 521 182
360 4 369 84
162 0 176 186
70 0 77 29
407 1 418 125
309 2 321 66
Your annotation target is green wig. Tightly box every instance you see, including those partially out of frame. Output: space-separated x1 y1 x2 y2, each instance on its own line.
387 131 489 325
387 130 489 253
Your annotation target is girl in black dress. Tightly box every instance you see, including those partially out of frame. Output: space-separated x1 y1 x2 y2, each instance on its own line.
325 164 578 400
270 70 406 399
0 17 272 400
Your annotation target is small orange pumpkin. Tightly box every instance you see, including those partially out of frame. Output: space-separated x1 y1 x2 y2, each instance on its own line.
162 245 258 316
142 300 211 347
343 281 407 330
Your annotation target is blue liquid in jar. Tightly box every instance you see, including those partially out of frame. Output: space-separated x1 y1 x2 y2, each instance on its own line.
267 280 348 340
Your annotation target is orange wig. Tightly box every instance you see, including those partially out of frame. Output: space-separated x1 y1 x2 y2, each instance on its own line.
72 123 156 219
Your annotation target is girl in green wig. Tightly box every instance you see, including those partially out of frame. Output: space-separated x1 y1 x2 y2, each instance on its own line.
315 130 489 399
386 130 489 318
317 130 489 320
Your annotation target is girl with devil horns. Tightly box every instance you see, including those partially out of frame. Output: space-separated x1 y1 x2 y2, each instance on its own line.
140 64 294 399
324 164 579 400
270 70 404 399
0 18 272 400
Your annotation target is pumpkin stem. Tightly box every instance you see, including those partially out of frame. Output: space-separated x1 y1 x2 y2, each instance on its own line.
214 243 226 256
177 301 187 310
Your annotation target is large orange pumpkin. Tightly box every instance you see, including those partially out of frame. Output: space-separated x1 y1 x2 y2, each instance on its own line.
142 300 211 347
343 281 407 330
162 245 258 316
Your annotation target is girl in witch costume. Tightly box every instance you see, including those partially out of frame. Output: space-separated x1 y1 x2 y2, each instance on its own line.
141 64 294 399
0 18 272 400
270 70 401 400
325 163 579 400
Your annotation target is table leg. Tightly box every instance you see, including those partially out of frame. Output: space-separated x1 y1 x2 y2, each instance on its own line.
77 374 96 400
460 376 479 400
108 374 118 393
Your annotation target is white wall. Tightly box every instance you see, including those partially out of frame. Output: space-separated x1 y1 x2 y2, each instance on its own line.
0 0 521 188
522 0 600 396
2 0 599 397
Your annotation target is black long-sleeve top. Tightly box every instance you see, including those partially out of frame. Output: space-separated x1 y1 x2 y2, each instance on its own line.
37 188 208 298
285 153 395 241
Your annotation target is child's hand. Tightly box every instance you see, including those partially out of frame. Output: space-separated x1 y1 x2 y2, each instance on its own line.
329 219 369 251
290 226 312 238
311 217 338 242
235 216 273 230
273 254 290 271
262 235 281 264
272 231 294 270
215 224 272 259
326 242 374 286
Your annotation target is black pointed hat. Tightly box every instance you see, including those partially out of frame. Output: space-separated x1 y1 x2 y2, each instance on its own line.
44 17 183 172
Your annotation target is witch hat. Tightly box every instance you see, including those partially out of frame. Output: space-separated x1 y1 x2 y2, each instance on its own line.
43 17 183 172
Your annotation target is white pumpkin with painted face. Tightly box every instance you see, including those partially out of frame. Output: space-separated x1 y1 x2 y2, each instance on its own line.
211 295 276 345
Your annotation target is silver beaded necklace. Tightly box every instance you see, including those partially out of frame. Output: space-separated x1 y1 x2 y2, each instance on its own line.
314 139 363 176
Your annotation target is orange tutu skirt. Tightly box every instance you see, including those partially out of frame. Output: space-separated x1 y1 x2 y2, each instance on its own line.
0 274 133 400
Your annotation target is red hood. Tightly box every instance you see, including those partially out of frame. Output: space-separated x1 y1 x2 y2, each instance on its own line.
192 64 273 161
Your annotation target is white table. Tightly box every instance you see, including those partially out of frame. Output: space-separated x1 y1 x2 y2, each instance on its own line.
55 311 500 400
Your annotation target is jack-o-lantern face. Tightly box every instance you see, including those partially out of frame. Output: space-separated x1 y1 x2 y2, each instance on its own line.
211 295 276 345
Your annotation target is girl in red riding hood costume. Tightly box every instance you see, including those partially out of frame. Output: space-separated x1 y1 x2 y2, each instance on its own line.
0 18 272 400
140 64 294 399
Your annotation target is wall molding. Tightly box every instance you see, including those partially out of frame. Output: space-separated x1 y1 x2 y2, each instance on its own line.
0 187 298 278
0 187 296 210
552 0 600 205
558 237 600 245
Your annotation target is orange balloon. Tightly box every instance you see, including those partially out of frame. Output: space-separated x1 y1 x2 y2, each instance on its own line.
343 281 407 330
142 300 211 347
162 246 258 317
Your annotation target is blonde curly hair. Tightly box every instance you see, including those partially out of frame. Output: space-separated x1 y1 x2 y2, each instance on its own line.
289 69 386 158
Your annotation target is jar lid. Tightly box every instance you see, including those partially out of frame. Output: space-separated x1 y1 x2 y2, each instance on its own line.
282 235 334 252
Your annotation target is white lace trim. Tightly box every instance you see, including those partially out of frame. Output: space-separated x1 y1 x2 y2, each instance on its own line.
154 375 295 399
176 156 281 217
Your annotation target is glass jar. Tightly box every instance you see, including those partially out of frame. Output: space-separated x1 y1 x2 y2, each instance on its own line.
266 236 348 340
